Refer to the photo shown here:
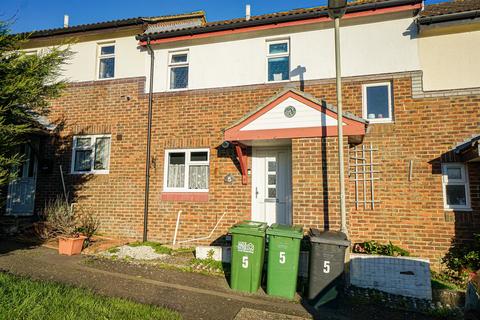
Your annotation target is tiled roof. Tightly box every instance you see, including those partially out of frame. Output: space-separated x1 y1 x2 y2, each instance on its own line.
420 0 480 18
137 0 422 41
144 18 204 35
20 11 205 39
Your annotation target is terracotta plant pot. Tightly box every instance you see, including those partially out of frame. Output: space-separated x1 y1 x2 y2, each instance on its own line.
58 235 87 256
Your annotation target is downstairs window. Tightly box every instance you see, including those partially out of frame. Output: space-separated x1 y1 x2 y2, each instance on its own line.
71 135 111 174
442 163 471 210
163 149 209 192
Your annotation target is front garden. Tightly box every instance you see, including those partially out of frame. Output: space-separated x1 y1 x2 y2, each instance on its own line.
101 242 226 276
0 272 181 320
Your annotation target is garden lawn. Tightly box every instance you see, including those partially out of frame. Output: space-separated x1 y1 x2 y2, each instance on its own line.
0 272 181 320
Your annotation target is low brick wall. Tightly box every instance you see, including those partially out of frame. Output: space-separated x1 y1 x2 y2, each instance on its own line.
349 253 432 300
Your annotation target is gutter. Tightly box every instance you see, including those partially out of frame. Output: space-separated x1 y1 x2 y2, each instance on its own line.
417 10 480 25
136 0 421 42
143 37 155 242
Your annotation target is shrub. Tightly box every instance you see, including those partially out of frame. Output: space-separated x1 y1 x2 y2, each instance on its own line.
442 234 480 273
42 197 77 237
38 198 99 247
75 210 100 246
353 240 410 257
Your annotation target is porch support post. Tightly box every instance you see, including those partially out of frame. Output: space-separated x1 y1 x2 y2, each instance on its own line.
234 143 248 185
334 16 348 237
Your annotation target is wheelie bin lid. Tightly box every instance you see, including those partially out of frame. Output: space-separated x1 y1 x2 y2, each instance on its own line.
309 229 350 247
266 224 304 239
229 220 268 237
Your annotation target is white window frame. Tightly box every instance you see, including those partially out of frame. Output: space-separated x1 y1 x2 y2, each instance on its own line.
71 135 111 174
441 163 471 210
266 39 290 83
163 148 210 192
167 50 189 90
97 43 116 80
362 82 393 123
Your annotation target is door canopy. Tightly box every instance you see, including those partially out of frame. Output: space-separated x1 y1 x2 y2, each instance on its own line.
224 89 366 141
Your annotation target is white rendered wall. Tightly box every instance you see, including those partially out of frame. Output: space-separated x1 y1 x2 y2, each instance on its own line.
241 97 337 131
26 15 421 89
419 29 480 91
29 36 145 82
350 253 432 300
148 16 420 92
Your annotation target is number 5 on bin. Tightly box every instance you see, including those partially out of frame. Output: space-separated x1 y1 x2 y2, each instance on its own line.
323 261 330 273
242 256 249 268
279 252 286 264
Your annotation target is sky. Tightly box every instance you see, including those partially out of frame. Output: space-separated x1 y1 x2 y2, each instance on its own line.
2 0 449 33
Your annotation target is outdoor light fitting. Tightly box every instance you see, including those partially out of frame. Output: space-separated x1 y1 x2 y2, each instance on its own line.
328 0 348 19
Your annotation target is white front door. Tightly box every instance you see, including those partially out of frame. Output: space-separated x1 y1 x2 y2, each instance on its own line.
6 144 38 216
252 147 292 225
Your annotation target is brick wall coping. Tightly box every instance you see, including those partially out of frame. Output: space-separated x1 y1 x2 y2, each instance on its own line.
350 253 430 263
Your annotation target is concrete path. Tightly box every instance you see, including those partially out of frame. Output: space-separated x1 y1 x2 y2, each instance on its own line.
0 240 436 320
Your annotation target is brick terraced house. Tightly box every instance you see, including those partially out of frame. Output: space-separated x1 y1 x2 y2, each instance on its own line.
3 0 480 267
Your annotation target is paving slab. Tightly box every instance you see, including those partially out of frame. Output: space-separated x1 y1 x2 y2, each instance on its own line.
234 308 310 320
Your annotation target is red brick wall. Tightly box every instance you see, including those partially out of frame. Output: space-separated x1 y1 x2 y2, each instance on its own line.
35 73 480 266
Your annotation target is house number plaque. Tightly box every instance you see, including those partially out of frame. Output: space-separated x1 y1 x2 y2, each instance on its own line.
284 105 296 118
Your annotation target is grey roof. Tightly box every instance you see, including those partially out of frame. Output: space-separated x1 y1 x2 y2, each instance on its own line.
224 88 367 131
18 11 205 39
144 18 204 35
418 0 480 25
33 115 57 131
137 0 422 42
454 134 480 154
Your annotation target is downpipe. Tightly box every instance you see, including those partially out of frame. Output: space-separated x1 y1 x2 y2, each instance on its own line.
143 38 154 242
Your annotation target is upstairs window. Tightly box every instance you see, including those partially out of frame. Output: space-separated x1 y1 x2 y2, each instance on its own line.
442 163 470 210
164 149 209 192
71 135 111 174
98 44 115 79
169 51 189 89
362 82 393 123
267 40 290 82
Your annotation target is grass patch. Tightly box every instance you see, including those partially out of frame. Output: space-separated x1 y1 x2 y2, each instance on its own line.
172 247 195 255
0 272 181 320
431 270 466 292
189 258 225 275
107 247 120 254
431 278 463 292
129 241 173 255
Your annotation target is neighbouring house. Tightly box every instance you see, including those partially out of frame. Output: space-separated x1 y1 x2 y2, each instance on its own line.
3 0 480 267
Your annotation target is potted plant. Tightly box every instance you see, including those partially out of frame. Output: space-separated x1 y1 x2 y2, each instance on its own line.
43 197 86 256
58 233 86 256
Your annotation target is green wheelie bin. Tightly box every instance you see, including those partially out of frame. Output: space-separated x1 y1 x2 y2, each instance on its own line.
266 224 303 299
229 221 268 293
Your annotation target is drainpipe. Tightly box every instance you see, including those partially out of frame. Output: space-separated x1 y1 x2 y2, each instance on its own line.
333 17 348 237
143 37 154 242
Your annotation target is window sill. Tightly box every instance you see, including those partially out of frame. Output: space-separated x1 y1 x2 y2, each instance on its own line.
70 171 109 175
266 79 290 84
366 119 394 124
444 208 472 212
161 192 209 202
167 87 189 92
96 77 116 81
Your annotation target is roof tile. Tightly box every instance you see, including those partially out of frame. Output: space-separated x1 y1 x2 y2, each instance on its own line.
420 0 480 18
